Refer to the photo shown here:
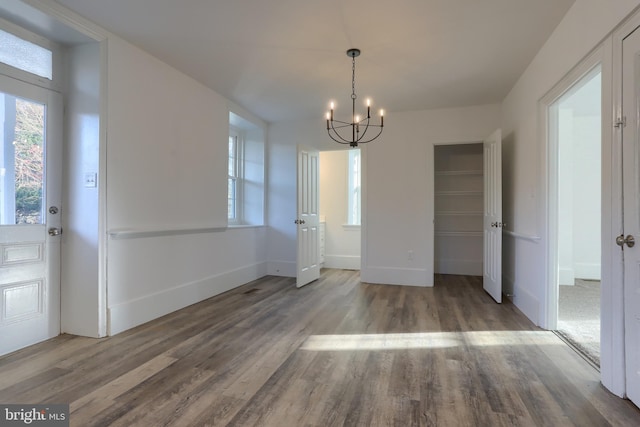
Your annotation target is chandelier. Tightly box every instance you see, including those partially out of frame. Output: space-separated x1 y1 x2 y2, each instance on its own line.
326 49 384 147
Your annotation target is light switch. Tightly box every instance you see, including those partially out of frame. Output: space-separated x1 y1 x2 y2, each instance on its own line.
84 172 97 188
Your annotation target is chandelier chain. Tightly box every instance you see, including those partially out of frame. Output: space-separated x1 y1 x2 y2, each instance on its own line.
351 56 357 100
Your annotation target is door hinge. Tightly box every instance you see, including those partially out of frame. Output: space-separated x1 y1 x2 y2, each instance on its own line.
614 116 626 128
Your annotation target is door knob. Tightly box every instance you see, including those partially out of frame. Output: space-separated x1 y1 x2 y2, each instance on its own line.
48 227 62 236
616 234 635 248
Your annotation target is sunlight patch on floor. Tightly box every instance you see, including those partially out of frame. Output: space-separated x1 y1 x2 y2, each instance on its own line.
299 331 558 351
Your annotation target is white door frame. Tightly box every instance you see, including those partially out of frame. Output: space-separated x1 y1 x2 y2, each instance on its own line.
0 4 110 339
539 42 624 396
540 49 604 330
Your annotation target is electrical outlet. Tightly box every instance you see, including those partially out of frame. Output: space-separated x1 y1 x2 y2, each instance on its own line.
408 250 414 261
84 172 97 188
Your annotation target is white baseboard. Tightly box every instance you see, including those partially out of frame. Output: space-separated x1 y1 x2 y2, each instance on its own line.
324 255 360 270
574 262 601 280
361 266 432 287
266 260 296 277
108 262 267 335
558 267 575 285
502 273 515 298
435 259 482 276
513 283 540 326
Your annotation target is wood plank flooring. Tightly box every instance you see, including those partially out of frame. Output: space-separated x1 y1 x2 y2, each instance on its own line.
1 270 639 426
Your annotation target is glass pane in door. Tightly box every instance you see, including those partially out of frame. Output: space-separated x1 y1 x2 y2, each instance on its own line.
1 93 45 225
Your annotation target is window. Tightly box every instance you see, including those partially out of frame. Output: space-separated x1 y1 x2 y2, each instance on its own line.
0 29 52 80
0 94 46 225
228 130 242 223
228 112 265 226
347 149 361 225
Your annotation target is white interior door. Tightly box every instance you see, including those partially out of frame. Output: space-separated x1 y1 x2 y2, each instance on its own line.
622 25 640 407
0 74 62 356
483 129 502 303
296 145 320 288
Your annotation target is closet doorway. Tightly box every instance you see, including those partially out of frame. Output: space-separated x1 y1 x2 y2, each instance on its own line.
434 144 484 277
433 132 503 303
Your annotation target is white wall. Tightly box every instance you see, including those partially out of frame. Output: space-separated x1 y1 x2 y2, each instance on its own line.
501 0 638 396
319 150 360 270
105 36 267 334
267 121 336 277
267 104 501 284
364 105 500 286
501 0 636 324
558 105 602 284
572 114 601 279
62 42 102 337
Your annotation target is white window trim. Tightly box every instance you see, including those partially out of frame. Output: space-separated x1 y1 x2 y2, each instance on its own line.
228 127 244 225
347 149 361 226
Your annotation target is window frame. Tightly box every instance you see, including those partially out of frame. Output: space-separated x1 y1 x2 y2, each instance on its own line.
347 149 361 226
228 127 244 224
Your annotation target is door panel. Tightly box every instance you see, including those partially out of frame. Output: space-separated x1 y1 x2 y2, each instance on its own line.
622 25 640 407
297 146 320 287
483 129 502 303
0 74 61 356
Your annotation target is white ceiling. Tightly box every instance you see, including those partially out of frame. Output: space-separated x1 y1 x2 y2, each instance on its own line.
52 0 575 123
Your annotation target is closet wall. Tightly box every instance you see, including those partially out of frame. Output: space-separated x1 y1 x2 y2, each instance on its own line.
434 144 484 276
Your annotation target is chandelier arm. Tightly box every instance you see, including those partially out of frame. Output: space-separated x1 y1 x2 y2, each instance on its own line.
327 130 355 144
329 120 358 144
331 124 354 130
355 125 384 144
331 119 353 126
356 116 372 141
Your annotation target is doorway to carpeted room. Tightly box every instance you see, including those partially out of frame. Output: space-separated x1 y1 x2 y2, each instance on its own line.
556 279 600 367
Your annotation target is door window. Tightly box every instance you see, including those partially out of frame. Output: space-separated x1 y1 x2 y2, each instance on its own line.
1 93 45 225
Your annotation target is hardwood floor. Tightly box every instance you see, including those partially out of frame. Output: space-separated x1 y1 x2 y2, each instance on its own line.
0 270 638 426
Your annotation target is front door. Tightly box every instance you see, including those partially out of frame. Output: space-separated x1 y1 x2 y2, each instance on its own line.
296 145 320 288
0 74 62 356
622 24 640 407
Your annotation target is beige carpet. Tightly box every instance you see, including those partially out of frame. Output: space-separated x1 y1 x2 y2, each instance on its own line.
556 279 600 367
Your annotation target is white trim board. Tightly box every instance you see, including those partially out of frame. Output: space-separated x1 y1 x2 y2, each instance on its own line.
324 255 360 270
360 267 431 287
108 262 267 335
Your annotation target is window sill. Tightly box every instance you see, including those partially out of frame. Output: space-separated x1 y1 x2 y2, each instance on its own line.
227 224 265 229
342 224 361 231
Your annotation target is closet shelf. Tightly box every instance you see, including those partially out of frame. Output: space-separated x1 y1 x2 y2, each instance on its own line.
435 211 483 216
435 191 483 196
435 170 483 176
435 231 483 237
